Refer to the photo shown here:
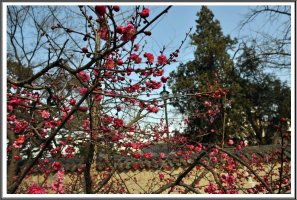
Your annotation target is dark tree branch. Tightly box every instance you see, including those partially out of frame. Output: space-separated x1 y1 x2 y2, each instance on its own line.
219 147 273 193
152 146 212 194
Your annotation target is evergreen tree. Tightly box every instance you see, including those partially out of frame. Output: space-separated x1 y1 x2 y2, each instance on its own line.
168 6 236 144
226 45 291 145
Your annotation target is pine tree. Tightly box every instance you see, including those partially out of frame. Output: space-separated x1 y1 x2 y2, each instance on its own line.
168 6 236 145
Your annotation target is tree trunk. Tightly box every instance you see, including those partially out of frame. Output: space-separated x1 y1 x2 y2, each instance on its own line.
7 130 20 189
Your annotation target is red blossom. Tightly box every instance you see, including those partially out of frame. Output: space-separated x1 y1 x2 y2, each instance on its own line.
82 119 90 130
132 163 139 170
100 26 108 40
117 105 122 112
140 8 150 18
147 105 159 113
143 152 153 159
159 173 165 181
131 142 140 150
127 66 133 74
211 156 217 163
194 146 202 153
226 175 235 185
7 105 13 112
247 188 254 193
153 69 164 77
117 59 124 65
146 80 162 90
103 172 110 179
69 98 76 106
163 165 170 171
105 59 115 69
27 183 45 194
113 118 124 127
64 146 75 158
121 24 136 41
93 94 103 101
82 47 88 53
52 161 61 171
40 110 50 119
44 121 56 129
61 106 70 113
79 106 88 112
13 119 29 133
159 152 165 159
132 152 141 159
79 87 88 96
14 155 20 160
111 132 124 142
161 76 169 83
51 167 65 194
134 44 139 51
102 115 113 124
221 153 228 159
187 145 195 151
204 101 212 107
129 53 139 61
144 52 154 64
77 71 90 82
10 98 22 107
134 56 142 64
177 150 182 157
205 183 216 194
280 117 287 123
212 147 219 154
129 83 140 93
95 5 106 16
116 25 125 34
157 54 167 65
113 5 120 12
14 135 25 148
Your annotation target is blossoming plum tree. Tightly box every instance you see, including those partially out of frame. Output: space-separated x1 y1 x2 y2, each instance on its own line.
7 5 184 194
6 5 291 195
